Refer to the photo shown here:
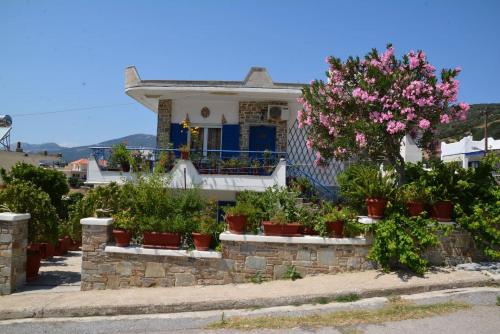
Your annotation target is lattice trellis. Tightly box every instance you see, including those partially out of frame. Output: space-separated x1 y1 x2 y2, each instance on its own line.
287 119 347 200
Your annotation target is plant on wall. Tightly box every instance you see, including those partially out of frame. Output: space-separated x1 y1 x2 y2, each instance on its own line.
298 44 469 183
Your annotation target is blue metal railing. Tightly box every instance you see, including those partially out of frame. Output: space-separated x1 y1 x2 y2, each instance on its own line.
90 146 287 176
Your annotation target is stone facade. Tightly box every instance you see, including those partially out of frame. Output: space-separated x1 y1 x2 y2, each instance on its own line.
239 101 288 153
0 214 29 295
221 241 373 280
423 228 485 266
156 99 172 149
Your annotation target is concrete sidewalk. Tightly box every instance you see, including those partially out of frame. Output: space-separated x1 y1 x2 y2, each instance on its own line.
0 268 496 321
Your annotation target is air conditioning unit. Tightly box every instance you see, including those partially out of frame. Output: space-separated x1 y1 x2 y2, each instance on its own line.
267 105 289 121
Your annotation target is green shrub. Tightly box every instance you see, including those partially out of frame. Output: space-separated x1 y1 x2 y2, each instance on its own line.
368 213 447 274
1 163 69 215
0 180 59 243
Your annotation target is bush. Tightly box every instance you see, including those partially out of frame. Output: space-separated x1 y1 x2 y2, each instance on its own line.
0 180 59 243
68 176 84 188
0 163 69 215
368 213 446 274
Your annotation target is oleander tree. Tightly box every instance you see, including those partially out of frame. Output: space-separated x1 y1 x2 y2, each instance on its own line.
298 44 469 183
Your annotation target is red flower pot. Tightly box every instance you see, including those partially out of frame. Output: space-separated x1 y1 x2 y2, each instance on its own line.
406 200 425 217
226 215 247 234
262 222 302 237
180 151 189 160
39 242 56 259
54 238 68 256
431 201 454 222
327 220 344 237
26 245 41 281
300 226 319 235
143 232 181 249
366 198 388 219
192 233 212 251
113 229 132 247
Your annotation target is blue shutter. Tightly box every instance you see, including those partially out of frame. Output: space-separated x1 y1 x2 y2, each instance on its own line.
221 124 240 158
170 123 188 157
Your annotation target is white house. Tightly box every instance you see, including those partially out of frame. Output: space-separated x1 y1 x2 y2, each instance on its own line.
441 135 500 168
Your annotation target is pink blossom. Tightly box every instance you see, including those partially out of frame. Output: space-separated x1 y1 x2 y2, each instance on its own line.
386 120 406 134
440 114 451 124
418 119 431 130
306 139 313 150
355 132 367 147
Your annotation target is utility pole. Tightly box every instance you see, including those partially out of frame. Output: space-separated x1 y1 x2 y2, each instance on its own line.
483 109 489 156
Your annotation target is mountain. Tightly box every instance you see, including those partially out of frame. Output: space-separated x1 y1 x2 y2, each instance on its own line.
437 103 500 142
21 134 156 162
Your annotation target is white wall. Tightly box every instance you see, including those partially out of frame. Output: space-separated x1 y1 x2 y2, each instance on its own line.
171 99 239 125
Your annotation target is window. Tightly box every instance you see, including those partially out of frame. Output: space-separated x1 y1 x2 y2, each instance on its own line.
188 126 222 157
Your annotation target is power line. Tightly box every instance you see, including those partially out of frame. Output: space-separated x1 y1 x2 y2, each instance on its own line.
11 103 136 117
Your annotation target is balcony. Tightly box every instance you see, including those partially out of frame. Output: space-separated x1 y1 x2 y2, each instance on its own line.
86 147 287 192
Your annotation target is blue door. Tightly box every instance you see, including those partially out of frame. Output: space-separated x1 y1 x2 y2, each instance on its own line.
249 126 276 157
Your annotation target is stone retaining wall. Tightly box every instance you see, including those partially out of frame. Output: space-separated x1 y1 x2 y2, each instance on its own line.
80 219 485 291
0 213 29 295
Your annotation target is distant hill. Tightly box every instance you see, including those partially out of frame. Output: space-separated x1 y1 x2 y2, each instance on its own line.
21 134 156 162
438 103 500 142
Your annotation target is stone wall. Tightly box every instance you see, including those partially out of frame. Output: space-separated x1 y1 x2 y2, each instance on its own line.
0 213 29 295
80 219 373 290
239 101 288 153
157 99 172 149
221 239 373 281
424 227 485 266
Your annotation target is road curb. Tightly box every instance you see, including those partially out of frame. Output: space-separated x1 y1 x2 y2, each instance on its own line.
0 275 496 321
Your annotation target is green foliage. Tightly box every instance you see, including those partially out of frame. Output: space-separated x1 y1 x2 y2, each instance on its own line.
283 266 302 281
295 204 321 230
250 271 265 284
68 176 84 188
398 182 429 203
269 208 288 225
113 209 138 233
0 162 69 214
456 188 500 260
0 180 59 243
109 143 132 169
223 201 262 233
338 164 396 212
368 213 445 274
193 201 223 235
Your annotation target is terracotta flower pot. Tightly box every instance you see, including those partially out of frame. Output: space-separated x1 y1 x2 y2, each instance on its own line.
113 229 132 247
54 237 68 256
226 215 247 234
327 220 344 237
431 201 454 222
192 233 212 251
143 232 181 249
366 198 388 219
26 244 41 281
180 151 189 160
262 222 302 237
39 242 56 259
406 200 425 217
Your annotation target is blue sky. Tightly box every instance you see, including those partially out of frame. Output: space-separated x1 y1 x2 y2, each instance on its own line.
1 0 499 146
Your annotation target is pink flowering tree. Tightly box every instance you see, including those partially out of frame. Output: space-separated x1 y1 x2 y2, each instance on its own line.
298 44 469 183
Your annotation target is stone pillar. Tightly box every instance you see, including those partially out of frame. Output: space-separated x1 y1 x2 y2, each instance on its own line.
0 213 29 295
157 99 172 149
80 218 113 291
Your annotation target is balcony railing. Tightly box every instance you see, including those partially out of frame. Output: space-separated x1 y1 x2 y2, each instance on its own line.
90 147 287 176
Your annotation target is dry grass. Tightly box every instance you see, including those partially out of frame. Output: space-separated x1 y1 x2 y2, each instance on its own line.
207 300 470 330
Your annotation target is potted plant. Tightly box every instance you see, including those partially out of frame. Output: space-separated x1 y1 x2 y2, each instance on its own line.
262 208 302 236
141 216 183 249
399 182 428 217
251 159 261 175
192 214 219 251
296 205 320 235
180 145 190 160
109 143 131 172
320 206 355 238
223 202 255 234
112 210 135 247
428 185 454 222
358 168 395 219
26 243 42 281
